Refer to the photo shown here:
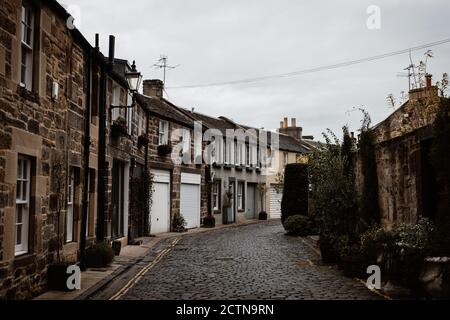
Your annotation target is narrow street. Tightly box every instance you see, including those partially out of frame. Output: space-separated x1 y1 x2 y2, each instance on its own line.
94 221 381 300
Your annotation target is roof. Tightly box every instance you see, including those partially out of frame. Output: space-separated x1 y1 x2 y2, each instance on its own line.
176 108 238 134
136 94 195 128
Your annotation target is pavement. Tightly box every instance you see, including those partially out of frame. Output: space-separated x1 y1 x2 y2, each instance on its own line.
34 219 261 300
90 220 382 300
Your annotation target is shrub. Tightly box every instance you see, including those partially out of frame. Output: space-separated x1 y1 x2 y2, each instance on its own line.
86 242 115 268
281 163 308 223
202 215 215 228
258 211 268 221
283 215 317 236
172 214 187 233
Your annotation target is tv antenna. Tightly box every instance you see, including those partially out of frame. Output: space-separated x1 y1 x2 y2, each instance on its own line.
397 64 414 91
152 55 180 86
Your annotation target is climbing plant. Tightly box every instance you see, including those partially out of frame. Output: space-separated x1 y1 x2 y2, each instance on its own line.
430 97 450 255
357 109 380 227
130 169 154 237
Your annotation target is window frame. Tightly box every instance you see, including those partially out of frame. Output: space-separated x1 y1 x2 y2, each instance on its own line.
212 180 221 211
158 120 169 145
237 181 245 211
15 155 31 256
20 3 35 90
66 168 75 243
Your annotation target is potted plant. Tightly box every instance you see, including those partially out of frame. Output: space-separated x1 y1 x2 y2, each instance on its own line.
111 116 128 138
202 214 216 228
137 134 150 149
172 214 187 233
157 143 173 157
258 211 268 221
319 234 339 264
85 242 115 268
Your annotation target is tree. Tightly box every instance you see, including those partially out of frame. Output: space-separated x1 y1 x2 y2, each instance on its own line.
281 163 309 223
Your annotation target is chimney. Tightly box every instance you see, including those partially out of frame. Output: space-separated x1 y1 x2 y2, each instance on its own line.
143 79 164 98
279 117 302 140
425 74 432 88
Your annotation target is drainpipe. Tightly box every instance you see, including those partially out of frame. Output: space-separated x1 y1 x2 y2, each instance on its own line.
96 35 115 242
79 45 92 271
144 110 150 236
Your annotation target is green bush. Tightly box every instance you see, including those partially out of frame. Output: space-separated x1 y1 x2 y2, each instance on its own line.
282 215 317 236
86 242 115 268
172 214 187 233
281 163 309 223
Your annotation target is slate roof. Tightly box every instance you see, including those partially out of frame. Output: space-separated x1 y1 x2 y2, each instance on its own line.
136 94 195 128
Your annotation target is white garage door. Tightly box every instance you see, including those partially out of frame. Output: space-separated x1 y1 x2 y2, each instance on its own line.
270 185 283 219
180 173 201 229
150 170 170 234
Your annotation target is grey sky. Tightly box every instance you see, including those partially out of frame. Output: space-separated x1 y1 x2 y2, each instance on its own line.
69 0 450 140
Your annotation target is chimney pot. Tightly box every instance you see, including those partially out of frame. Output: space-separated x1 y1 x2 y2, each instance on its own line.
143 79 164 98
426 74 432 88
291 118 296 128
283 117 288 128
280 121 284 129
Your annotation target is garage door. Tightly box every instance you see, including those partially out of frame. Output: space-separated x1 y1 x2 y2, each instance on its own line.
269 185 283 219
150 170 170 234
181 173 201 229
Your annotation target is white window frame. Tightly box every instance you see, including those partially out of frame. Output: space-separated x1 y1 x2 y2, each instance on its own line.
20 4 34 90
15 156 31 256
159 120 169 145
138 109 146 136
225 139 233 165
246 144 250 167
212 180 221 211
111 83 121 121
66 168 75 243
126 93 133 134
237 182 244 211
284 152 289 166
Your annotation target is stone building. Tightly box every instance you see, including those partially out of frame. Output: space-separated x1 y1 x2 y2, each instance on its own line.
361 75 445 226
136 80 208 234
0 0 97 298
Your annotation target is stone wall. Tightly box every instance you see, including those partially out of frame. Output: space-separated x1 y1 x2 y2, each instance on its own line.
0 0 92 299
356 86 441 227
147 116 207 230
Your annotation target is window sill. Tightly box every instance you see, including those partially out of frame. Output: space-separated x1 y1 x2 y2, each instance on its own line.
17 85 40 104
235 166 244 171
13 253 36 268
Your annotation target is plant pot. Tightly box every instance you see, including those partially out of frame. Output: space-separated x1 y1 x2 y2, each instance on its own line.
203 215 215 228
319 240 338 264
137 135 150 149
157 144 172 157
341 256 366 278
258 211 268 221
112 240 122 256
419 257 450 299
47 263 75 292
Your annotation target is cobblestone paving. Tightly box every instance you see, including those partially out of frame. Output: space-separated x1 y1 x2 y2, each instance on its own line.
121 221 380 300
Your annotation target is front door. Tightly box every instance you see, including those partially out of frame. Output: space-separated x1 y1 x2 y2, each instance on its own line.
111 160 125 239
246 184 256 219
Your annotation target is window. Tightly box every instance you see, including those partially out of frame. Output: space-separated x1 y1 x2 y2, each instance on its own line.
211 137 223 164
237 182 244 211
110 84 121 121
236 142 244 166
15 156 31 255
66 168 75 243
225 139 233 164
181 129 190 158
20 4 34 90
138 109 146 136
159 120 169 145
284 152 289 166
246 144 250 167
126 93 133 134
212 180 221 211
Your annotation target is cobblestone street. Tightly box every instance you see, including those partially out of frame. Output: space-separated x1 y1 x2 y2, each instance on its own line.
120 221 380 300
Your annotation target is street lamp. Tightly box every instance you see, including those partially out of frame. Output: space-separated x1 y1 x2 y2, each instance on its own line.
126 60 142 94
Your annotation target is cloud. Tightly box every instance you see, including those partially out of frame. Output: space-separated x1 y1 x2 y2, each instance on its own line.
71 0 450 140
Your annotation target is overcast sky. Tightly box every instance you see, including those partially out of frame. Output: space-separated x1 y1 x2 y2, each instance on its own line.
68 0 450 140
